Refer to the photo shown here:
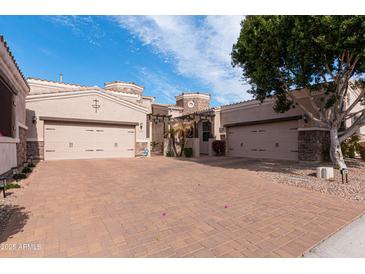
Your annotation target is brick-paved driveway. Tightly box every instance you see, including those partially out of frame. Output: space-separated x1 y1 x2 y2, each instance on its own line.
1 157 364 257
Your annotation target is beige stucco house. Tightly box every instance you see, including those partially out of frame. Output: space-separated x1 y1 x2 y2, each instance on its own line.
2 34 363 164
0 36 30 176
151 86 364 162
26 78 154 160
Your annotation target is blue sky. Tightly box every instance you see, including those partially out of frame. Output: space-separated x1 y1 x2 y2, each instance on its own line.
0 16 249 106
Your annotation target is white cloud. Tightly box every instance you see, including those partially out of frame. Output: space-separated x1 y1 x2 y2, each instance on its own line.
47 16 105 47
114 16 251 104
136 66 183 104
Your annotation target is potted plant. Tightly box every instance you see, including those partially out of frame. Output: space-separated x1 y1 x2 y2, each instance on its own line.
212 140 226 156
184 147 193 157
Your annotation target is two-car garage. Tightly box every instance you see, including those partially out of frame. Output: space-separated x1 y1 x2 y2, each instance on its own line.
226 120 299 161
26 89 150 161
43 119 136 160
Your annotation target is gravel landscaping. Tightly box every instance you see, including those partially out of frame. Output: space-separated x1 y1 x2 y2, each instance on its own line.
253 158 365 202
0 170 33 240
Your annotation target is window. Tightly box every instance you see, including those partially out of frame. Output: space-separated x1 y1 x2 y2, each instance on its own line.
202 121 211 142
0 76 15 138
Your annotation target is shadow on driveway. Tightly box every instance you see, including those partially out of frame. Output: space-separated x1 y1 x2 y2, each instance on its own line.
171 156 322 175
0 204 29 244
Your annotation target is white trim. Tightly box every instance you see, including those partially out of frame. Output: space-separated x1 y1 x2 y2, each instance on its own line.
26 90 149 113
136 139 149 143
221 99 274 112
27 138 43 142
17 122 28 130
297 127 329 131
104 81 144 90
176 93 211 101
0 136 19 143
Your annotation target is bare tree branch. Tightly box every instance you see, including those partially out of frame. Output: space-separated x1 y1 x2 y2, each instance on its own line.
286 91 328 127
342 88 365 119
344 108 365 120
338 113 365 142
319 67 330 87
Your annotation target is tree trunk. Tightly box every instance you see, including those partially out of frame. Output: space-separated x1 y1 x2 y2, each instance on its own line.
171 137 178 156
329 128 347 170
180 136 185 157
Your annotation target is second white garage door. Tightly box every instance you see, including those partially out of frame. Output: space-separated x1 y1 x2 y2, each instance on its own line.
226 120 298 161
44 122 135 160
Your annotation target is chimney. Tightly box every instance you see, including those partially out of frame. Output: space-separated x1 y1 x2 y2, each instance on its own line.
59 73 63 82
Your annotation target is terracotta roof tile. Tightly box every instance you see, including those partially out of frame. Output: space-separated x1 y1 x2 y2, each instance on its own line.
27 76 94 87
0 35 29 88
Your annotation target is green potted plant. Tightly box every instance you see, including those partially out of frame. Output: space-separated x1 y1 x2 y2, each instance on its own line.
184 147 193 158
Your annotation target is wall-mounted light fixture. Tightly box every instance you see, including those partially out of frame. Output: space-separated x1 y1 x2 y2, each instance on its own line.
32 116 37 124
139 123 143 130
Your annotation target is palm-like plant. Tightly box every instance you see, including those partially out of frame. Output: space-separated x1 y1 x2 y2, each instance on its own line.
165 121 193 157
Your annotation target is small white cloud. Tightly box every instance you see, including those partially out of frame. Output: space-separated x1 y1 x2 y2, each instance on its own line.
114 15 251 104
46 16 105 47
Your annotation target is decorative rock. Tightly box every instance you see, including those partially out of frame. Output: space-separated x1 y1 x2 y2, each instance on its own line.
316 167 334 180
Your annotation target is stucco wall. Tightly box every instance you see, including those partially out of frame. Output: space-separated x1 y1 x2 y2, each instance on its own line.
0 140 17 175
221 99 303 126
346 87 365 138
221 90 324 128
0 36 30 175
26 91 149 143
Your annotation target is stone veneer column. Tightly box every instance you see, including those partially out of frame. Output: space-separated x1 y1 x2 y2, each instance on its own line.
298 129 330 162
16 127 27 166
26 141 44 160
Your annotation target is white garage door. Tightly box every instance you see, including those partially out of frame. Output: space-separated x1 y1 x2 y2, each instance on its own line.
227 120 298 161
44 122 135 160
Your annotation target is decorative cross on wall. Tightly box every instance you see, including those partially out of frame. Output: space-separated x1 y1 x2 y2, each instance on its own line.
92 99 101 113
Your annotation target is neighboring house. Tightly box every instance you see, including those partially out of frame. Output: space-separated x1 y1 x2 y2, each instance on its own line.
26 78 154 160
220 87 365 162
150 92 213 155
0 36 30 176
150 86 363 162
220 92 318 161
345 87 365 141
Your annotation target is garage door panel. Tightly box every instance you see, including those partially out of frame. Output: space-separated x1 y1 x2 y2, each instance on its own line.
44 122 135 160
227 121 298 161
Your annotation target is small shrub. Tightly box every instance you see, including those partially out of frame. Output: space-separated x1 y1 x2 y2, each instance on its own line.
166 151 175 157
184 147 193 158
212 140 226 156
22 166 32 174
28 163 35 168
13 173 27 181
5 183 21 190
359 143 365 161
341 135 360 158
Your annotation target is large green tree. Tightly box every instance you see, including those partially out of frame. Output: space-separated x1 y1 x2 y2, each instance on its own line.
232 16 365 170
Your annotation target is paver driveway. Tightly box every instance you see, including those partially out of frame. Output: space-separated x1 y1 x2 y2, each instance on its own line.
1 157 364 257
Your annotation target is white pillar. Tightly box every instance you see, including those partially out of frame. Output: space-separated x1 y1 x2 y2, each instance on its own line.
208 138 215 156
163 138 169 156
192 138 200 157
